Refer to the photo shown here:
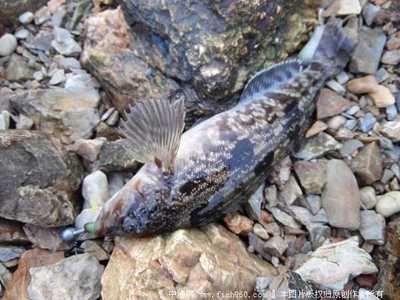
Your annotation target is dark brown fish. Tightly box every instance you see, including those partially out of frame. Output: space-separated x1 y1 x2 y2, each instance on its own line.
82 18 355 238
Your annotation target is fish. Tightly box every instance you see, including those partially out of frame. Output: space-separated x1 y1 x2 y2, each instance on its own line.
64 18 356 239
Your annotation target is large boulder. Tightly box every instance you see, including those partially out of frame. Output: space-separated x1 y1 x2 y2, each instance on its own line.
0 130 84 227
101 224 276 299
82 1 321 121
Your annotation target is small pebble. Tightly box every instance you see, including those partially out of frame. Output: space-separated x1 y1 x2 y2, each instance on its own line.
0 34 17 57
49 69 65 85
386 104 398 121
19 12 34 24
15 29 30 40
359 113 376 133
360 186 377 209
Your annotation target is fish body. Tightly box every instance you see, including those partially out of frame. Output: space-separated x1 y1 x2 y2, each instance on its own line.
88 18 355 237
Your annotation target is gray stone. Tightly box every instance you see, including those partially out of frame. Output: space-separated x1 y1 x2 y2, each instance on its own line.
9 88 100 142
264 236 288 257
349 27 387 74
5 54 33 81
23 224 70 251
381 50 400 65
264 185 278 208
295 133 341 161
0 34 17 56
295 237 378 291
362 3 380 26
51 27 82 56
375 68 390 83
322 159 360 230
279 176 302 205
339 139 363 158
28 254 104 300
380 117 400 142
14 29 30 40
294 160 327 194
0 246 25 262
269 207 301 229
360 186 377 209
326 80 346 95
48 69 65 85
0 131 83 226
245 184 265 220
352 142 383 185
18 12 34 24
359 113 376 133
359 210 385 245
386 104 398 121
305 195 321 215
80 240 109 261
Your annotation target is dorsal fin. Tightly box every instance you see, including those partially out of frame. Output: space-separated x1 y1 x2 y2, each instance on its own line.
119 99 185 172
240 59 304 104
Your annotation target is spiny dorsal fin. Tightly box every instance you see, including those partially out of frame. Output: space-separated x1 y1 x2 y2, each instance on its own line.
119 99 185 172
240 59 304 104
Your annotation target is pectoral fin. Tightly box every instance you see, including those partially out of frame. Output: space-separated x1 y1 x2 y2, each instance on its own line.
119 99 185 171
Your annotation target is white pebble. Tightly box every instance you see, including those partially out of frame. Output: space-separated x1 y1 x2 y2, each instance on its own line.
0 111 10 130
18 12 34 24
360 187 377 209
82 170 109 210
375 191 400 217
0 34 17 57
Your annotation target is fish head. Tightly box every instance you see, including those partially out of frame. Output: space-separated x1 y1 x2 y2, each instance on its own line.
86 163 173 237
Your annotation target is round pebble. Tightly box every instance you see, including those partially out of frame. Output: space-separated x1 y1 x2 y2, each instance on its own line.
376 191 400 217
0 34 17 57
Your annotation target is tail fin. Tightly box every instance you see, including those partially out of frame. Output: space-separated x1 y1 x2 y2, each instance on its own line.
299 18 356 76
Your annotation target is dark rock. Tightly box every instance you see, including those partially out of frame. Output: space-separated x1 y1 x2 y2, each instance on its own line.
349 27 387 74
352 142 383 185
0 219 28 244
0 130 83 227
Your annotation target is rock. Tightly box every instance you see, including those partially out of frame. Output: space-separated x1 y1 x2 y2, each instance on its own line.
102 225 276 299
0 219 28 244
386 104 398 121
0 130 83 226
9 88 100 142
349 27 387 74
90 139 140 172
0 34 17 57
362 3 381 26
305 120 328 138
51 27 82 56
322 159 360 230
369 85 395 108
23 224 70 251
16 114 34 130
295 237 378 290
352 142 383 185
264 236 288 257
316 89 351 119
359 289 380 300
80 240 109 262
359 113 377 133
0 1 47 33
0 246 25 263
294 160 327 194
375 191 400 217
380 117 400 142
381 50 400 65
323 0 362 16
18 12 34 24
327 115 346 130
359 210 385 245
48 69 65 85
3 248 64 300
269 208 301 229
0 111 10 130
339 139 363 158
347 75 378 94
223 213 253 235
28 254 103 300
15 29 30 40
360 187 377 209
295 133 341 161
82 170 109 210
5 55 33 81
253 223 270 240
387 34 400 50
279 175 302 205
305 195 322 215
75 209 100 231
73 138 106 163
